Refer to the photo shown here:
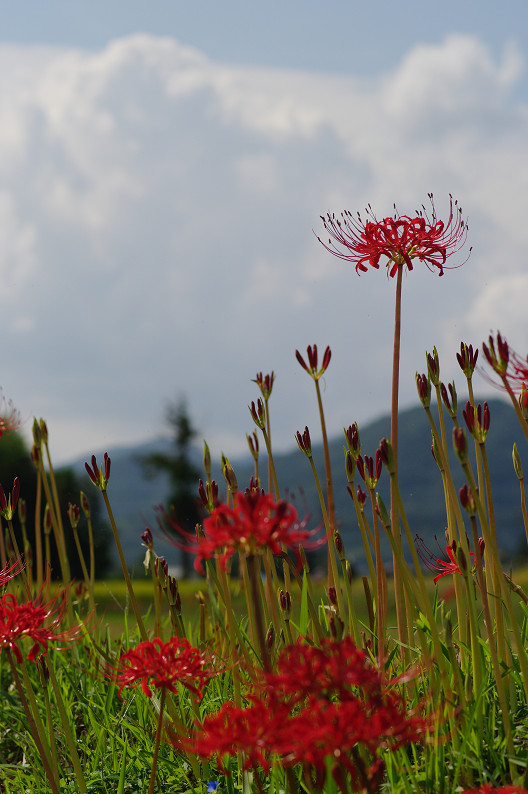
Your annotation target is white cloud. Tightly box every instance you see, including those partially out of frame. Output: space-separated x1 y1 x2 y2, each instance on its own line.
0 33 525 468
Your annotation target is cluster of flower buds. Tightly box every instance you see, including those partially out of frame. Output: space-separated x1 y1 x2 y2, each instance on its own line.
456 342 479 378
416 373 431 408
356 452 382 490
295 426 312 458
141 528 154 550
295 344 331 381
198 479 219 514
344 423 361 458
453 427 468 463
246 431 259 462
221 456 238 493
378 438 395 475
67 502 80 530
440 381 458 418
0 478 20 522
85 453 111 492
426 347 440 387
459 484 478 517
249 398 266 430
482 332 509 376
462 400 490 443
252 372 275 400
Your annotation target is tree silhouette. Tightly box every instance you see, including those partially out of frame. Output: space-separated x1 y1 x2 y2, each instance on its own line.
140 399 201 577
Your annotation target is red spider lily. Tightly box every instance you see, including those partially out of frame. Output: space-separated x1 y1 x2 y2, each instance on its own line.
0 588 82 662
416 536 475 584
0 391 22 439
112 636 217 700
0 556 25 587
318 194 470 277
160 490 324 573
189 636 428 781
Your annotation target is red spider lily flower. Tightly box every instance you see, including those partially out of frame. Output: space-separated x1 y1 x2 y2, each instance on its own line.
0 588 82 662
0 391 22 439
416 536 475 584
84 452 111 491
318 194 470 277
112 636 216 700
189 636 428 779
160 491 324 573
0 556 25 587
295 344 332 381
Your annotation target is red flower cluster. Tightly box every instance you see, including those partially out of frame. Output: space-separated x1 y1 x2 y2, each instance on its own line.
318 194 469 277
190 636 428 785
0 589 80 662
162 490 322 573
114 637 216 700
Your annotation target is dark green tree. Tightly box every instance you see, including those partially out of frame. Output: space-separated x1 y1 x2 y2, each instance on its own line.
0 431 111 580
140 398 201 577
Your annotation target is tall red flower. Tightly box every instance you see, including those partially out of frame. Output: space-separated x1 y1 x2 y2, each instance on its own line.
113 636 216 700
318 194 470 277
0 589 81 662
161 490 323 573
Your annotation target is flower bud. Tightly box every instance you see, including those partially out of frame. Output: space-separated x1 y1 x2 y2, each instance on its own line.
453 427 468 463
513 442 524 481
415 373 431 408
426 347 440 387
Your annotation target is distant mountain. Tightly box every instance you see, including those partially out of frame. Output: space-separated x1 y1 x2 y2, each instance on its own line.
69 398 528 574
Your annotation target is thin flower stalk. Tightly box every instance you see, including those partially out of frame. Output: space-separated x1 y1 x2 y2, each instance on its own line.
295 347 340 603
102 488 148 641
32 425 71 585
86 454 148 643
80 492 96 589
252 372 275 494
456 453 517 767
296 429 343 613
67 503 96 615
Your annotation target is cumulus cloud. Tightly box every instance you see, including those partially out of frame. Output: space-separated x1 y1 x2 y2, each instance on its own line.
0 33 525 465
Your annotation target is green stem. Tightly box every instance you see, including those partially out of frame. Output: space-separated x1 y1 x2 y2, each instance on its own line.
102 490 148 642
149 688 166 794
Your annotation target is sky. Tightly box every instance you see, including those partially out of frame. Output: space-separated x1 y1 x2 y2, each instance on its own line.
1 1 527 468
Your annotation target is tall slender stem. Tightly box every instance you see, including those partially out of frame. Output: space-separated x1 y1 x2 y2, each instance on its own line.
391 264 407 653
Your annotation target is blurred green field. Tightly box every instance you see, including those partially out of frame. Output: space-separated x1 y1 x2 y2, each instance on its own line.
92 565 528 638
